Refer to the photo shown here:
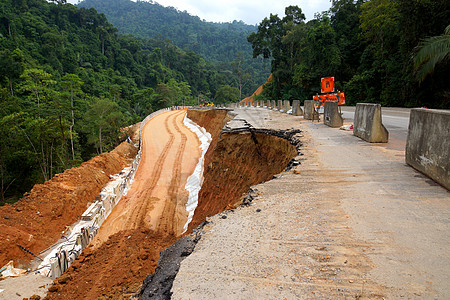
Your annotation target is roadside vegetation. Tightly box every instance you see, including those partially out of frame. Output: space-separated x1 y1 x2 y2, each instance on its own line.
248 0 449 108
0 0 242 202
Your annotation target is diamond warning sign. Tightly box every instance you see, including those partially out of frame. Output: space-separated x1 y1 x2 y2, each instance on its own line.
321 77 335 93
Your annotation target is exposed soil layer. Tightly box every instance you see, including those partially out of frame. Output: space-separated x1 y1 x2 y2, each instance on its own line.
0 141 138 268
187 130 298 231
3 109 299 299
45 110 205 299
45 229 177 299
186 109 233 166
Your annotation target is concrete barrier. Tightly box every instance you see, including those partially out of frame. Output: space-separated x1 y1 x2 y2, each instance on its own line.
271 100 276 110
304 100 318 120
353 103 388 143
292 100 303 116
277 100 283 111
283 100 290 113
406 109 450 190
324 101 344 128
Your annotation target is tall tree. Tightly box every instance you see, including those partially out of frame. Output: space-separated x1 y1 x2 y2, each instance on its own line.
60 74 84 163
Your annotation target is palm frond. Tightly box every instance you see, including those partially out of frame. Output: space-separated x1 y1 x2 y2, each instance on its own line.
414 24 450 83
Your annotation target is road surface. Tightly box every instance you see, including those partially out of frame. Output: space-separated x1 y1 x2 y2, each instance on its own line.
339 106 411 150
172 107 449 299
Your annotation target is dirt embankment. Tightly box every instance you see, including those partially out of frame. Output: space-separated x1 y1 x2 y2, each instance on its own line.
188 131 298 231
186 109 298 231
186 109 233 162
46 110 207 299
0 141 138 268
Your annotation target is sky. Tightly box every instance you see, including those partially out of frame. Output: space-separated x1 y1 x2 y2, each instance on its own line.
67 0 332 25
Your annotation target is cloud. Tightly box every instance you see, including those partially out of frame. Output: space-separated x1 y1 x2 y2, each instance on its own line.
153 0 332 25
67 0 332 25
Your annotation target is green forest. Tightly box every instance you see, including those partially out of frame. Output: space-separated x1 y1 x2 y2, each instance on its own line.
248 0 449 108
77 0 269 94
0 0 248 203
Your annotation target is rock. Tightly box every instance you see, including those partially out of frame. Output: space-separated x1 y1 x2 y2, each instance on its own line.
256 209 261 212
48 285 59 292
57 273 72 284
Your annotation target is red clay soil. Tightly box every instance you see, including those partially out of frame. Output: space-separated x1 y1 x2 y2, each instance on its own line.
185 109 297 231
0 141 138 268
186 109 233 167
45 229 176 299
45 110 208 299
187 132 297 231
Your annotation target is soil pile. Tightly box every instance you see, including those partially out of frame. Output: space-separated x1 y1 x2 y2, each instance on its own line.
0 141 138 268
45 229 176 299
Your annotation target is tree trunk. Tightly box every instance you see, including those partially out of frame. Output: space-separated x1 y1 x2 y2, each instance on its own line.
59 116 68 168
9 77 13 96
70 85 75 163
99 126 103 154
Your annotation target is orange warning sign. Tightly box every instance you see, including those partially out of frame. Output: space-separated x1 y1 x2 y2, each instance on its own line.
321 77 335 93
313 93 346 106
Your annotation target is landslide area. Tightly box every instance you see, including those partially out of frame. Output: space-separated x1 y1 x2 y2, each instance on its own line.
0 141 138 268
186 109 298 231
187 131 298 231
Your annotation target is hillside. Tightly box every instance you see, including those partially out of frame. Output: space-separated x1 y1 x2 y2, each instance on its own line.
77 0 270 94
0 0 244 202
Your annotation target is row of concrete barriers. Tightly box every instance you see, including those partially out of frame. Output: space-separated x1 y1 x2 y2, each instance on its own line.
226 100 448 190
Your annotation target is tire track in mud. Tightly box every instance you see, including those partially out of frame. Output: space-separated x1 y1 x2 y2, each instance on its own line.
127 110 185 230
156 112 188 235
66 110 187 299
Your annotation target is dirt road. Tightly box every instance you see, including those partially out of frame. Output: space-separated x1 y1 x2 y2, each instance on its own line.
94 109 200 245
45 109 202 299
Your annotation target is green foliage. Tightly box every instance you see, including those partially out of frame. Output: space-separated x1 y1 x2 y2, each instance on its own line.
83 97 123 154
414 25 450 83
77 0 269 97
214 85 240 104
0 0 253 202
248 0 449 108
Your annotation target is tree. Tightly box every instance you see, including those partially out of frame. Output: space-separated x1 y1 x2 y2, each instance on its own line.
60 74 84 163
0 49 25 96
414 24 450 83
19 69 56 119
83 97 123 154
232 52 251 99
214 85 240 104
